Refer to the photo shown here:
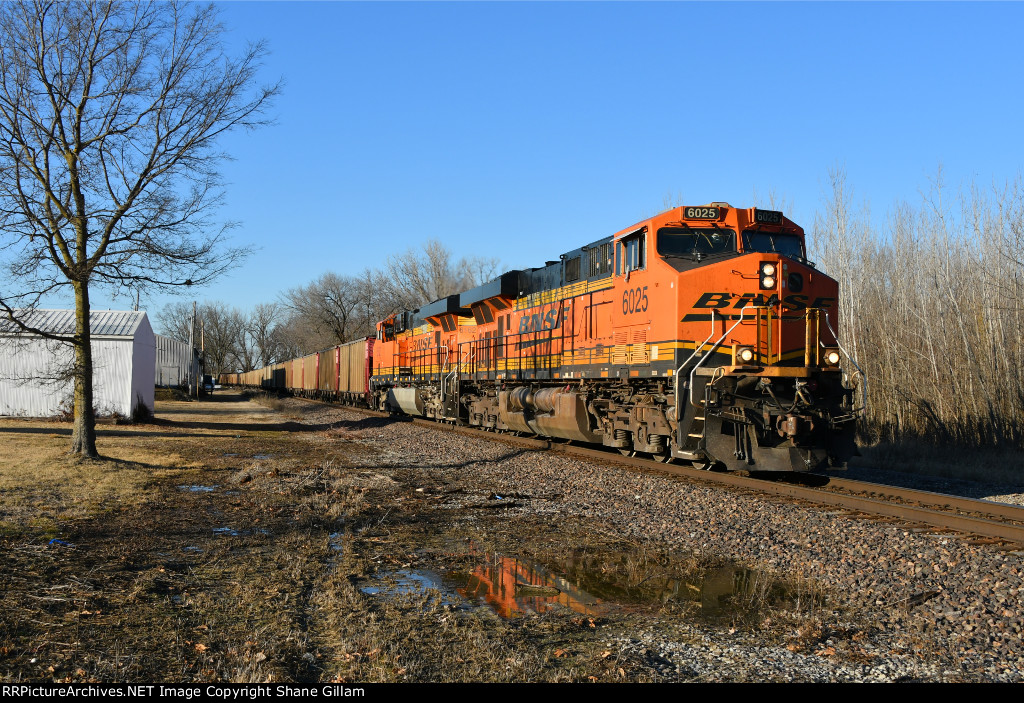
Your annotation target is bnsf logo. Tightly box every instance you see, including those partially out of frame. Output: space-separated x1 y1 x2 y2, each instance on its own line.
518 305 569 333
693 292 835 310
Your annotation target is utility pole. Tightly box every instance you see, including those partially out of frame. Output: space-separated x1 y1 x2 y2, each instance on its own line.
188 301 197 397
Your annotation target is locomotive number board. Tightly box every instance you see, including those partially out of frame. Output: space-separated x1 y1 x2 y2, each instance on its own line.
754 209 784 225
683 206 721 220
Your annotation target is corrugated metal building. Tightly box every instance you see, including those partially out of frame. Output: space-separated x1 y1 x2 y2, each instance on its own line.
155 334 197 388
0 309 156 418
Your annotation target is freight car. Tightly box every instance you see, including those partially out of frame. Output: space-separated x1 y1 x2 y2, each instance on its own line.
221 336 375 405
370 204 862 472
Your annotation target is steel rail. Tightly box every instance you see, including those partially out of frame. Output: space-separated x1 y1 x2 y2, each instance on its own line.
817 477 1024 523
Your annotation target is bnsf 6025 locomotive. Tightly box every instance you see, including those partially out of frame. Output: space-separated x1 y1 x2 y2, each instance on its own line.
371 204 862 472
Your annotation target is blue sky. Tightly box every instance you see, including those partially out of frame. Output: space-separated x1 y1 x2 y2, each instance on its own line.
90 1 1023 320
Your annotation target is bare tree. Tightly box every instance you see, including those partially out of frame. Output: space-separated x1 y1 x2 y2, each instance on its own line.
157 299 284 374
457 254 502 294
154 301 194 344
247 302 285 368
383 240 500 311
199 304 244 377
0 1 278 456
274 250 504 357
271 314 314 361
810 166 1024 450
281 272 363 351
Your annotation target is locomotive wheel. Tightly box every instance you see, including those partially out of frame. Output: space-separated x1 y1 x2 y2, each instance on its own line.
618 449 636 458
651 452 673 464
690 459 712 470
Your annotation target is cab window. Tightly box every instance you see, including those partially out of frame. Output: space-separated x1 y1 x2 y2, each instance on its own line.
616 230 646 275
657 227 736 257
741 231 805 260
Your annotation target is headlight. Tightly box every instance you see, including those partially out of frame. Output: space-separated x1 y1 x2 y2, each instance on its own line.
759 261 777 290
824 349 841 366
761 275 775 289
735 346 755 364
761 262 776 276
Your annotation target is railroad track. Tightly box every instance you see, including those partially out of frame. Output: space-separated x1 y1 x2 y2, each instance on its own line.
291 394 1024 548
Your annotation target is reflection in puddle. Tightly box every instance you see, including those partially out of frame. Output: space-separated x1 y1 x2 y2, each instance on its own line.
696 565 767 617
453 553 605 618
452 544 788 621
178 485 217 492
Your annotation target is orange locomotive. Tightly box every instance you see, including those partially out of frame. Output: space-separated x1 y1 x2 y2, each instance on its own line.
372 203 862 472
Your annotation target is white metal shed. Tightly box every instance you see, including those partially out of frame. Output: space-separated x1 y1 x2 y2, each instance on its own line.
0 310 156 419
155 333 197 388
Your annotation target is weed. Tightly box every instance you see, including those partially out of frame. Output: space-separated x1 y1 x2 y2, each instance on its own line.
132 394 153 423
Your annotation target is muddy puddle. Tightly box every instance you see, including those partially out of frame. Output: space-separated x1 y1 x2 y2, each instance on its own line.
212 526 270 537
357 542 791 622
329 532 345 553
359 569 461 607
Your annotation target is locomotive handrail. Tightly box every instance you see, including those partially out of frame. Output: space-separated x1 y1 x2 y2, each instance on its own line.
673 309 718 416
445 345 475 385
688 306 757 408
671 311 719 456
405 344 448 376
437 345 452 406
823 313 867 414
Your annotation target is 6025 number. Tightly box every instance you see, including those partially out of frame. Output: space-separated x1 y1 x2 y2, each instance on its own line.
622 286 649 314
684 206 720 220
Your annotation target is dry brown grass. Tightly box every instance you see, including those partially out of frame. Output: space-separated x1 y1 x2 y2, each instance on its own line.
0 425 188 536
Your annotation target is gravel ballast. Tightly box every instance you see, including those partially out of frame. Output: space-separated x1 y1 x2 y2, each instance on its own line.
289 399 1024 682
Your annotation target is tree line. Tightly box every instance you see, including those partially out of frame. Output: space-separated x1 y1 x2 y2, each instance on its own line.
812 168 1024 450
157 240 499 376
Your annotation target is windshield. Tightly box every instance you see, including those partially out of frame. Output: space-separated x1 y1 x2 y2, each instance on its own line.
741 231 805 259
657 227 736 257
